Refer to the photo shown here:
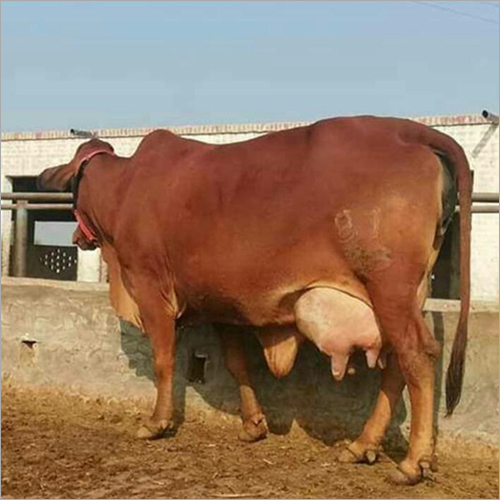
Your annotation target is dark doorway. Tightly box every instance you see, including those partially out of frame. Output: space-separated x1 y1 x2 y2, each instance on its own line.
9 176 78 281
431 215 460 299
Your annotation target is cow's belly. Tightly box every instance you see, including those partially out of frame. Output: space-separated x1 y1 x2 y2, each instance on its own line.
182 284 381 382
176 233 374 327
180 284 299 325
175 210 386 326
176 241 383 380
180 273 372 329
117 206 396 329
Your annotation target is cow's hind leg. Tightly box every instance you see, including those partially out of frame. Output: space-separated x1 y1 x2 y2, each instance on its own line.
338 352 405 464
215 324 268 442
369 285 439 485
340 260 441 465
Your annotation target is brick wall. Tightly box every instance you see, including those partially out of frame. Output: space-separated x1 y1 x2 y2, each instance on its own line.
2 114 498 301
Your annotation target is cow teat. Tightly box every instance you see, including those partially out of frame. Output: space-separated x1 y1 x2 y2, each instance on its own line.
294 287 383 382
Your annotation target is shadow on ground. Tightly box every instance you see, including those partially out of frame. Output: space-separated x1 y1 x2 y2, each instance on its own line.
119 318 419 456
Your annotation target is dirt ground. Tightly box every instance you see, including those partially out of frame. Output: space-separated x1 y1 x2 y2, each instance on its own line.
1 384 498 499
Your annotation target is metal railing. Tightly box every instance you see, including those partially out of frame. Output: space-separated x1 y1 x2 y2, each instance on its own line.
2 191 499 211
1 191 498 278
1 192 73 211
1 193 74 277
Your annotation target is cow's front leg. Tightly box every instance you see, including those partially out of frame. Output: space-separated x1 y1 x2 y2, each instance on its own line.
126 279 177 440
136 315 176 439
214 324 268 442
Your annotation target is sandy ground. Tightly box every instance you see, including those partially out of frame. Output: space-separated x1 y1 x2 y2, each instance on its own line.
1 383 498 499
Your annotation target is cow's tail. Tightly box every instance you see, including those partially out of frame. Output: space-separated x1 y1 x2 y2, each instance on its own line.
404 120 472 415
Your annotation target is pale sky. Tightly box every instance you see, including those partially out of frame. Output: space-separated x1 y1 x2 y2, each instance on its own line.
1 1 499 132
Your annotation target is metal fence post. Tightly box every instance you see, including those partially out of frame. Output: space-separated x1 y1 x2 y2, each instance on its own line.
13 200 28 277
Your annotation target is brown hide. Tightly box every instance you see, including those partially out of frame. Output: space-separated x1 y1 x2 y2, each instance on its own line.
100 244 143 331
38 116 472 413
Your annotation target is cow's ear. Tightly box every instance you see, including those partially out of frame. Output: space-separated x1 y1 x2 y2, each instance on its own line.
37 159 78 191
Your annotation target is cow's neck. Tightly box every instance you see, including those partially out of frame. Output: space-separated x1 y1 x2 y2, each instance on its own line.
76 156 133 244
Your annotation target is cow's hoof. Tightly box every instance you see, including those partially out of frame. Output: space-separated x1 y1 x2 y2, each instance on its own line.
338 443 379 465
238 413 268 443
136 419 174 440
387 456 438 485
387 466 421 486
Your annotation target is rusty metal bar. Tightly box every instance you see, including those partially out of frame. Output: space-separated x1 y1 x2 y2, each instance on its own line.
1 203 498 213
1 192 73 201
471 204 498 213
1 191 498 203
0 192 498 216
13 200 28 277
454 205 499 214
472 193 499 202
1 203 74 211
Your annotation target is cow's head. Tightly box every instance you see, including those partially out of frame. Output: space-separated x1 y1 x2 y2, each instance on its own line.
37 138 115 191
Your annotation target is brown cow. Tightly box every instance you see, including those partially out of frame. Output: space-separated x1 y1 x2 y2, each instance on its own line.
37 116 472 485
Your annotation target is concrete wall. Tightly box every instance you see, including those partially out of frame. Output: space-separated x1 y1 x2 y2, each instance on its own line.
1 277 498 448
1 114 499 300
